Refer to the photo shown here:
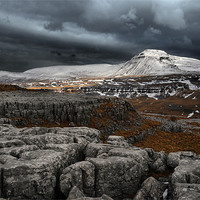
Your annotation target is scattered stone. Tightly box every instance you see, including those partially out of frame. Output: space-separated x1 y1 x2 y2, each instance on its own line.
160 121 183 133
69 122 76 127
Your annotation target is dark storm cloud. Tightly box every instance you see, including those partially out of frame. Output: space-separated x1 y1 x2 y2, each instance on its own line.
0 0 200 72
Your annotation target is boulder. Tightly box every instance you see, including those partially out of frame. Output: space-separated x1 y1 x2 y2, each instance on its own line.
60 161 95 197
171 159 200 199
88 156 142 199
145 148 167 172
1 152 57 199
108 147 149 174
167 151 199 168
107 136 130 148
171 159 200 184
160 121 183 133
134 177 166 200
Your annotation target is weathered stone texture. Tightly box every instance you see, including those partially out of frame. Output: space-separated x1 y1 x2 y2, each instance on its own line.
134 177 166 200
0 92 141 136
171 159 200 199
88 156 142 199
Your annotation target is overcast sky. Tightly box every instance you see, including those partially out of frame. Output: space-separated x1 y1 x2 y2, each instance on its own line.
0 0 200 72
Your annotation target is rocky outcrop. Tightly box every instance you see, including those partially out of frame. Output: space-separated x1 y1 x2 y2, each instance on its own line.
0 125 100 199
0 124 157 200
82 82 189 99
1 123 199 200
1 145 84 199
60 144 150 199
0 91 142 136
81 74 198 99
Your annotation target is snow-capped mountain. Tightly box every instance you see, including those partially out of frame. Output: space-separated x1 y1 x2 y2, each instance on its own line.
115 49 200 76
0 49 200 83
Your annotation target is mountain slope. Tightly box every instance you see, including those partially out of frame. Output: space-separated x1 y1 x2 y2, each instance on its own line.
0 64 121 82
23 64 119 79
114 49 200 76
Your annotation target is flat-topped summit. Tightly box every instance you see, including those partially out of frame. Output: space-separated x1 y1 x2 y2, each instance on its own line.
138 49 168 57
115 49 200 76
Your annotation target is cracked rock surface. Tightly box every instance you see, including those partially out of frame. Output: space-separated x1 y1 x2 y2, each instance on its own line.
0 124 147 200
0 123 200 200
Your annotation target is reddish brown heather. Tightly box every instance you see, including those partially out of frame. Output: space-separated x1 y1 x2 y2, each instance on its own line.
134 130 200 154
0 84 25 91
128 90 200 118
